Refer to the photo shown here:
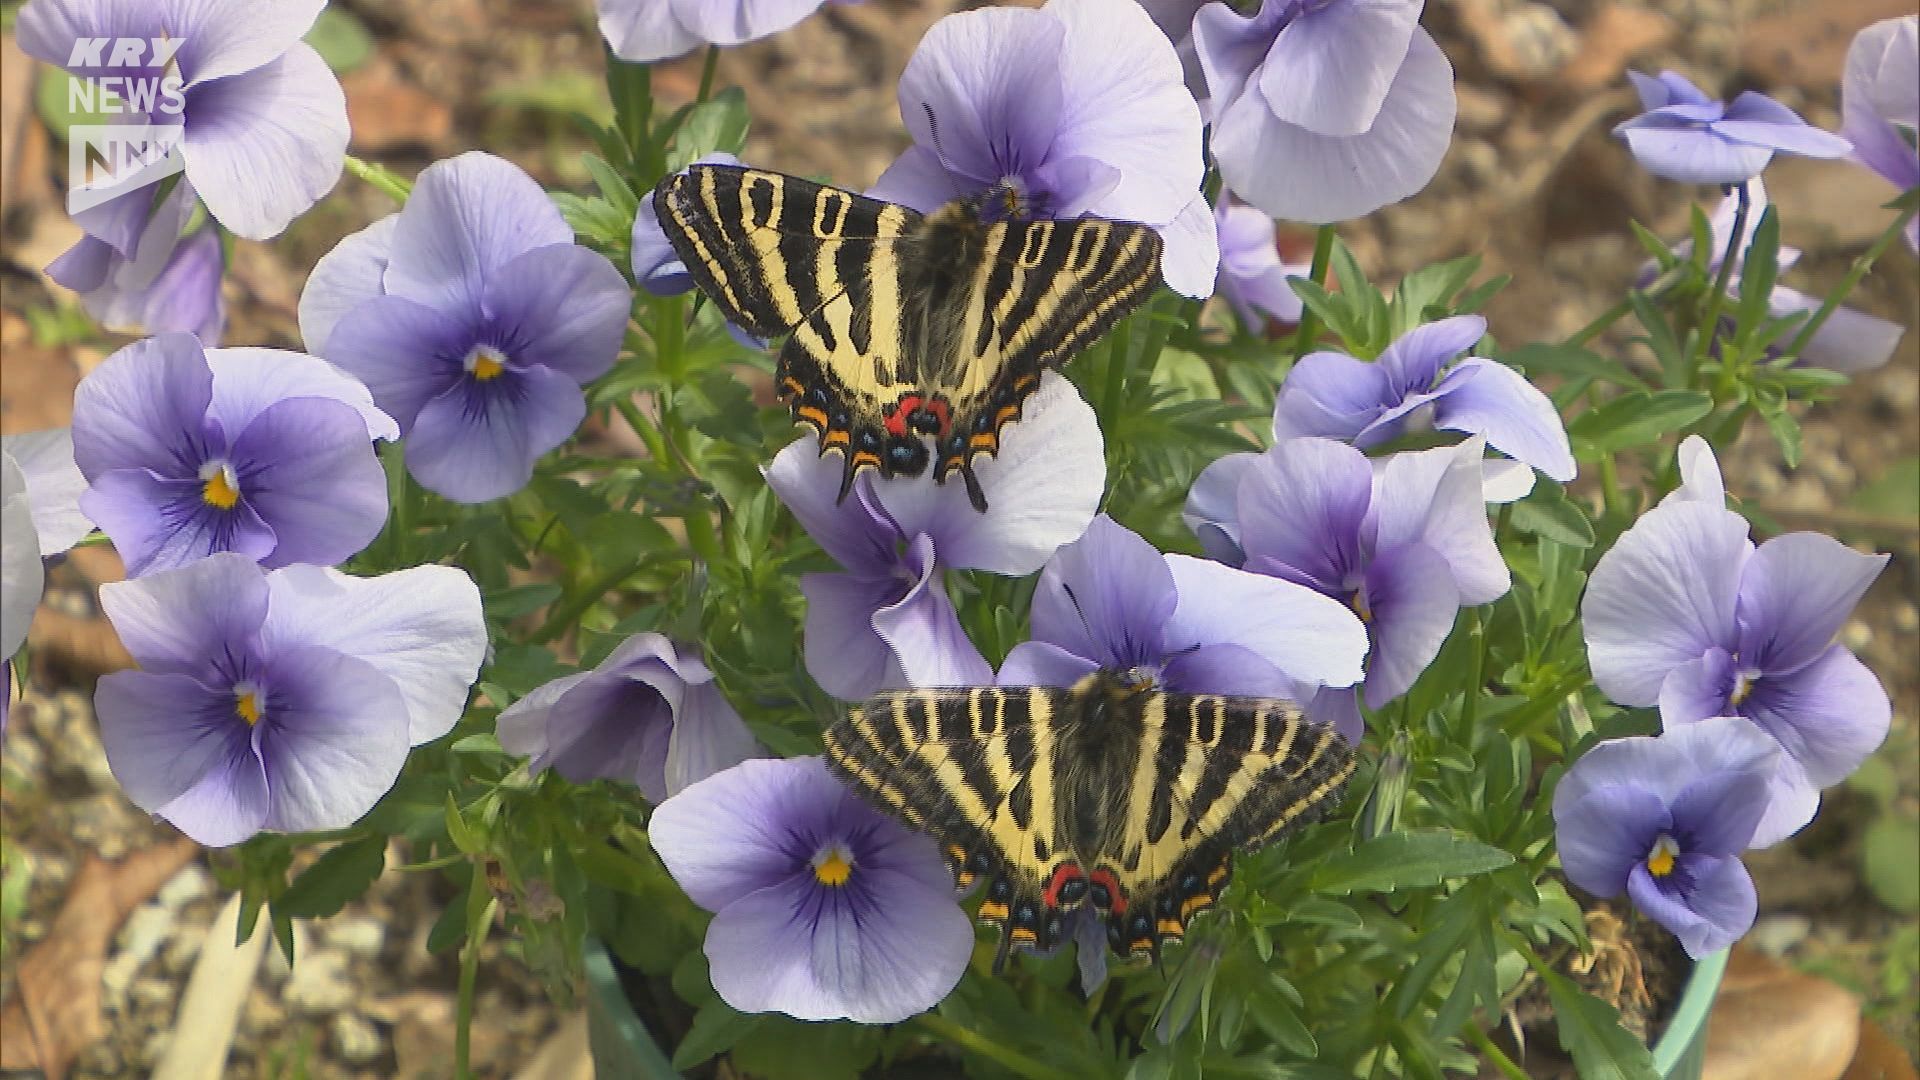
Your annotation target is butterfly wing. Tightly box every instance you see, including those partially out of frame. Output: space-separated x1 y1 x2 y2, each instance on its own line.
652 165 930 494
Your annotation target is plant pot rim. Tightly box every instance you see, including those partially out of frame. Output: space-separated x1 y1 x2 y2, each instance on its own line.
1650 946 1729 1078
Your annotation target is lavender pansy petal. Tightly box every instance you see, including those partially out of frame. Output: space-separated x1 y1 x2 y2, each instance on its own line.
801 572 903 701
1736 533 1888 673
764 443 897 574
1559 717 1776 812
70 333 214 479
1663 434 1727 508
117 226 227 343
665 682 761 799
257 563 485 745
1211 28 1455 223
1847 19 1919 127
865 147 967 214
205 347 399 442
84 468 277 576
1369 439 1510 605
257 647 409 834
1671 768 1775 857
650 757 839 911
1182 450 1254 565
47 234 114 293
1235 438 1374 590
298 215 398 355
15 0 157 74
874 540 992 690
892 6 1065 190
1716 93 1852 158
384 152 573 315
482 244 632 384
1769 286 1905 374
1376 312 1493 391
94 669 266 845
1029 155 1123 221
1427 359 1576 481
998 639 1100 689
1160 642 1292 698
1304 685 1364 743
1257 0 1419 135
1480 458 1535 504
227 397 387 567
4 429 93 553
1742 645 1891 791
1156 193 1223 300
1192 0 1288 108
168 0 326 85
182 44 346 240
1027 515 1177 670
671 0 833 47
1582 503 1751 706
319 295 481 432
597 0 702 62
1271 351 1397 442
407 365 587 503
1163 553 1369 690
1657 649 1737 725
880 372 1105 577
97 553 268 672
151 725 271 848
539 677 668 790
1627 856 1754 959
1747 752 1822 850
1 455 44 658
1553 782 1668 898
1619 127 1775 185
494 669 595 763
1359 541 1460 708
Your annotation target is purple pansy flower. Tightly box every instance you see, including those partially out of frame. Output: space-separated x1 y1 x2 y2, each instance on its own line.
1652 181 1905 374
766 373 1102 699
1614 70 1851 185
1553 715 1778 958
1583 440 1891 846
999 514 1368 724
1186 437 1510 735
650 756 974 1023
1272 314 1577 482
95 553 486 846
300 152 631 504
46 181 226 343
1842 17 1919 252
867 0 1217 298
1216 195 1308 330
17 0 348 241
71 334 396 578
2 429 93 736
1192 0 1457 223
496 632 759 802
598 0 834 63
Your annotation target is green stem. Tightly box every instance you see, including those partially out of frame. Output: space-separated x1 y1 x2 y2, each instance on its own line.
1692 181 1750 375
1458 608 1485 738
1464 1023 1530 1080
534 559 646 643
343 154 412 204
696 45 720 104
1565 295 1634 349
1287 224 1337 359
383 440 410 566
1102 316 1132 431
454 892 498 1080
912 1013 1078 1080
1785 202 1919 359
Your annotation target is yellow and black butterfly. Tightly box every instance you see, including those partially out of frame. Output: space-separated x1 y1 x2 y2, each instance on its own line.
650 165 1164 511
823 671 1354 967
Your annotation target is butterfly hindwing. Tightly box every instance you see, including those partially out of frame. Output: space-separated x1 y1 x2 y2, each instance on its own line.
823 674 1356 968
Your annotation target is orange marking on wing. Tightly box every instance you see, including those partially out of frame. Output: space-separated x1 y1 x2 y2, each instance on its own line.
978 901 1010 923
822 429 851 448
797 406 830 428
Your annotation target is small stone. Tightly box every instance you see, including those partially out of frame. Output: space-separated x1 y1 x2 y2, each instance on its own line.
1891 602 1917 635
1454 85 1507 133
284 951 356 1014
142 1029 173 1065
324 915 387 960
1705 947 1860 1080
1841 620 1873 651
333 1013 384 1064
103 903 177 1000
157 864 212 909
163 922 209 974
131 976 173 1008
1746 914 1811 958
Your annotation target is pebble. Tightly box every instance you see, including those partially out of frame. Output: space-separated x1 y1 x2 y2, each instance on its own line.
163 921 209 974
284 951 357 1014
131 975 173 1008
334 1013 385 1064
1746 913 1811 957
1841 620 1873 652
324 915 388 960
103 903 177 1007
157 864 212 909
1892 602 1917 635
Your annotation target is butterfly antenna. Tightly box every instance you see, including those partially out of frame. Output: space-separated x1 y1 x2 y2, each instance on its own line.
921 102 969 205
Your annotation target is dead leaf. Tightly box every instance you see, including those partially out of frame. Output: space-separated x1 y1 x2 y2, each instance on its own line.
0 838 198 1080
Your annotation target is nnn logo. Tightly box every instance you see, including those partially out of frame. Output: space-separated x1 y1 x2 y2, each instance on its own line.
68 125 185 215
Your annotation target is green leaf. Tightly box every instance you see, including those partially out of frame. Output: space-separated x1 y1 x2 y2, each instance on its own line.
305 8 374 73
1863 814 1920 914
583 152 641 218
670 999 767 1070
1541 967 1660 1080
1627 293 1689 390
730 1017 881 1080
482 582 562 621
1760 402 1803 468
665 87 750 171
1510 483 1594 548
1568 391 1713 458
1504 343 1645 390
1850 455 1920 522
1307 830 1513 895
1246 986 1317 1058
1732 208 1781 337
276 834 387 919
1391 255 1481 331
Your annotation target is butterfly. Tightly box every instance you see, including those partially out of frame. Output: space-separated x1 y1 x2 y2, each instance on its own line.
650 164 1163 511
822 670 1355 967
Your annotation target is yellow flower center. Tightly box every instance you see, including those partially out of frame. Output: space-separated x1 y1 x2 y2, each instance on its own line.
1349 589 1372 623
233 684 263 726
812 844 854 887
1729 669 1757 707
1645 834 1680 878
199 461 240 509
464 344 508 382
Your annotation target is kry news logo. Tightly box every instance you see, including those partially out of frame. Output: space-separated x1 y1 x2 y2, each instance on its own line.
64 36 188 216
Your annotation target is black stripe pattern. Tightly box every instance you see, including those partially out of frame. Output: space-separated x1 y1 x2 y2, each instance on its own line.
652 165 1164 512
823 671 1355 968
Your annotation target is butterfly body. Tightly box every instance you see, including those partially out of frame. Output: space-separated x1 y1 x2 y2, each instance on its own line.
651 165 1163 511
823 672 1354 967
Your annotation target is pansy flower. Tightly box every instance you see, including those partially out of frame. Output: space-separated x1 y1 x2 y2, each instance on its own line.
1583 440 1891 846
1842 17 1919 252
46 180 225 344
497 633 759 802
71 334 396 577
95 554 487 846
17 0 348 241
598 0 834 63
300 152 631 503
867 0 1217 298
1553 716 1778 958
1216 196 1308 330
1272 314 1577 482
650 756 974 1023
1191 0 1457 223
999 514 1368 720
765 373 1102 699
1185 438 1510 735
1614 70 1850 185
2 429 93 735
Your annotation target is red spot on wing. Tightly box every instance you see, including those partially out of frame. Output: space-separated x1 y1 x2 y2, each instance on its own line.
883 393 922 438
1042 863 1084 908
1089 868 1126 914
